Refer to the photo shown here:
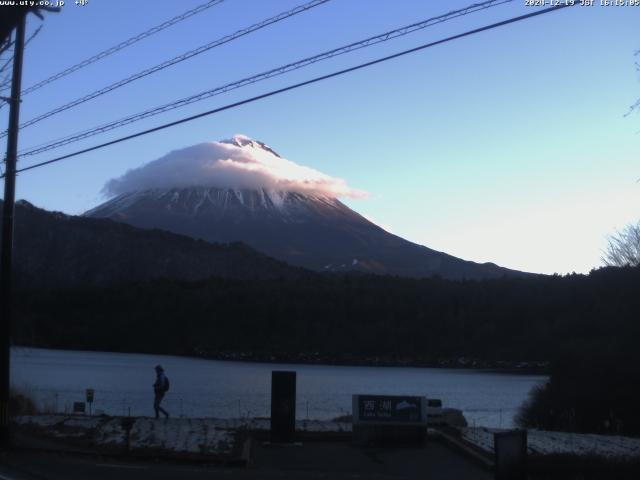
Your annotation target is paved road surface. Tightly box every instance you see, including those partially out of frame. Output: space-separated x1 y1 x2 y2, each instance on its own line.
0 440 492 479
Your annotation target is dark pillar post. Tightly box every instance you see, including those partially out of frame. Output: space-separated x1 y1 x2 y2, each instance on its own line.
494 430 528 480
270 371 296 443
0 13 27 448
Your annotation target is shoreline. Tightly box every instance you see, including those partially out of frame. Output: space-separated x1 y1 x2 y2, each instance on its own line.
195 352 549 375
12 345 549 375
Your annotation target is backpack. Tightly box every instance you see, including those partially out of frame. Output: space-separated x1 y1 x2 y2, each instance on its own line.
163 376 170 392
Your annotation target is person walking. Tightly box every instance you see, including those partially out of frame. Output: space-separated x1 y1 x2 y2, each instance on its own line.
153 364 170 419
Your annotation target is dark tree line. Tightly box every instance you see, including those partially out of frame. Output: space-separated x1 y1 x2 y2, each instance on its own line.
13 265 640 434
517 350 640 437
12 265 640 363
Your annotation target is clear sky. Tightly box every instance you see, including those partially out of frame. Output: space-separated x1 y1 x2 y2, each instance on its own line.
1 0 638 275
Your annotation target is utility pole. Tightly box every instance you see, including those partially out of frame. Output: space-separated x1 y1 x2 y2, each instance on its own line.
0 13 26 448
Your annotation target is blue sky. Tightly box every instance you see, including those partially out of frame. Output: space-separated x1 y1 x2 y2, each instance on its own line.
2 0 638 275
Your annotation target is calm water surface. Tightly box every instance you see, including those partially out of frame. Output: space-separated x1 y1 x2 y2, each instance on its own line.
11 347 546 428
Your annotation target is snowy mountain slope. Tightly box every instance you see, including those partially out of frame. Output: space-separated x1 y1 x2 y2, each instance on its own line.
86 185 525 280
85 136 528 280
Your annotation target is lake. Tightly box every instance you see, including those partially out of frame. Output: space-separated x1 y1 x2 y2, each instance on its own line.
11 347 546 428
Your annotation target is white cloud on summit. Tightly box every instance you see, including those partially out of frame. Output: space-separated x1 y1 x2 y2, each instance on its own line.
104 135 367 199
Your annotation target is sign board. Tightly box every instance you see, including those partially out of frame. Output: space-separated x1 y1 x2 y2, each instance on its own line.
353 395 427 426
73 402 86 414
86 388 94 403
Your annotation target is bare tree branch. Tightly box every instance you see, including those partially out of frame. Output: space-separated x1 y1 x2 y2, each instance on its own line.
602 221 640 267
626 50 640 117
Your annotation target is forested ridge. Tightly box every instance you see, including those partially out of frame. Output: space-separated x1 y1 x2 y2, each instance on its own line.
13 265 640 366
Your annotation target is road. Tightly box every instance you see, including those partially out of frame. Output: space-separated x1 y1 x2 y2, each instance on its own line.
0 440 492 479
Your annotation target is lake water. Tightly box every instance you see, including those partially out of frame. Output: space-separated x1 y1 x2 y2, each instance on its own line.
11 347 546 428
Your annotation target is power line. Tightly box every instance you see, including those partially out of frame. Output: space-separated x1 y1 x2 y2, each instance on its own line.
0 39 13 58
0 0 226 97
9 3 576 177
0 25 41 73
18 0 513 158
0 44 14 73
2 0 331 139
0 38 14 90
24 25 42 47
0 25 42 93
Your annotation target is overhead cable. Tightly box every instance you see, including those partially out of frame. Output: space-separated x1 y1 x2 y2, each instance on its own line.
10 3 576 177
18 0 512 157
3 0 331 138
1 0 227 96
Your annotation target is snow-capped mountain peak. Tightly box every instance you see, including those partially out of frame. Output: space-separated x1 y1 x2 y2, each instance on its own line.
86 136 527 280
85 186 341 219
103 135 365 200
221 134 282 158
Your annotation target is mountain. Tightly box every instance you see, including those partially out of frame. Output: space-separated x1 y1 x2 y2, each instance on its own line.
4 200 305 289
85 136 528 280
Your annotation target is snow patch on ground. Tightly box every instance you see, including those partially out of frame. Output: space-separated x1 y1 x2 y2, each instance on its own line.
462 427 640 460
14 415 352 456
15 415 234 456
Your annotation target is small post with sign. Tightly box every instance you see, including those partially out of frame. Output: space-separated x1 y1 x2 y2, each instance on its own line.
86 388 94 416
